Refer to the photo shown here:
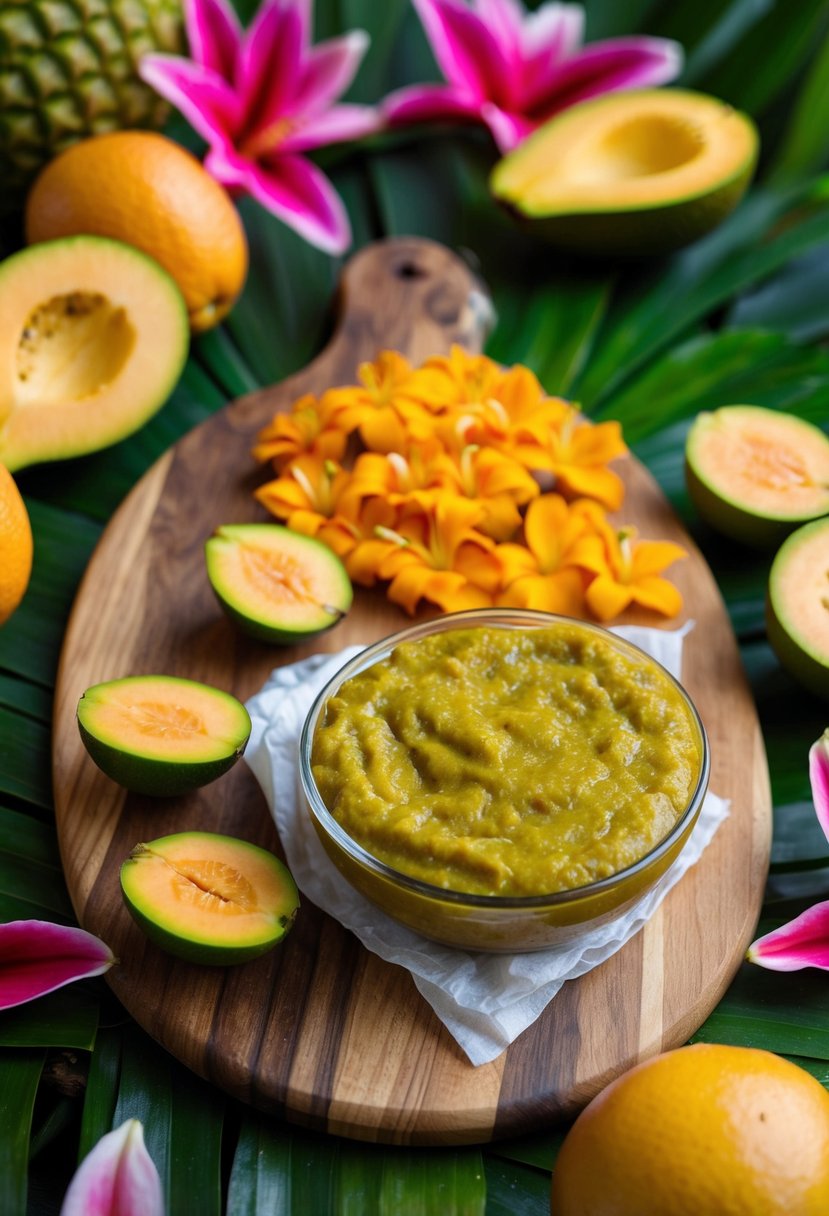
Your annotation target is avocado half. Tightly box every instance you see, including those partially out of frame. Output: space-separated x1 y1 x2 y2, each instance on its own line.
490 89 758 256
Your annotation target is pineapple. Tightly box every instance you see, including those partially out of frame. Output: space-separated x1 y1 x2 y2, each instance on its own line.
0 0 183 213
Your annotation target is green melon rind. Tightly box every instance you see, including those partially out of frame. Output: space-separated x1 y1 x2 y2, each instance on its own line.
766 518 829 701
120 831 300 965
0 236 190 472
205 523 353 645
489 90 758 257
685 407 829 549
77 675 251 797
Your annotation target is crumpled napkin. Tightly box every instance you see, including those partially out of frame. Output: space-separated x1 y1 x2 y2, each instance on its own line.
245 623 729 1066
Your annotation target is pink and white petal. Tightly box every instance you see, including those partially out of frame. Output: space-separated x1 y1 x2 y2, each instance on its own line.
810 730 829 843
747 901 829 972
240 0 303 131
222 150 352 254
295 31 371 117
411 0 511 102
531 36 684 119
480 101 534 151
381 82 480 126
281 104 383 153
184 0 242 82
519 2 586 110
139 56 242 144
474 0 524 63
0 920 114 1012
61 1120 163 1216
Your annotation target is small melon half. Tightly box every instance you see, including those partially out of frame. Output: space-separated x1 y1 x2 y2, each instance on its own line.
77 674 251 796
490 89 758 256
685 405 829 547
120 831 300 965
0 236 189 471
766 517 829 700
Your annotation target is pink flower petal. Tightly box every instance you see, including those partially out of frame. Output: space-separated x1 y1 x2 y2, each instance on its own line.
281 104 382 153
474 0 524 61
184 0 241 82
295 31 371 117
518 2 585 109
139 55 242 144
206 146 351 254
480 100 534 151
60 1120 163 1216
240 0 304 137
0 920 115 1011
747 900 829 972
381 82 481 126
412 0 513 103
527 35 683 120
810 730 829 843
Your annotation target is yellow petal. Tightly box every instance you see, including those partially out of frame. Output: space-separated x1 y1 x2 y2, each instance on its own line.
630 576 684 617
585 574 634 622
630 540 688 578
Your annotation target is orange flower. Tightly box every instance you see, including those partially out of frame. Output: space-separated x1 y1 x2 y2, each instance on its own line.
254 455 352 537
496 494 604 616
361 494 499 614
583 522 687 621
447 444 540 540
543 406 628 510
252 393 346 470
323 351 439 451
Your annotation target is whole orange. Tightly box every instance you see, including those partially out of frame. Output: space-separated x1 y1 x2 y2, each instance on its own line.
25 132 248 333
0 464 33 626
550 1043 829 1215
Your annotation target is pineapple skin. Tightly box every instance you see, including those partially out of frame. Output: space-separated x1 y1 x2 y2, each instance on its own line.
0 0 184 213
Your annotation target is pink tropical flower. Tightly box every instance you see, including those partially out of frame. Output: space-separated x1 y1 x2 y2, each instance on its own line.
140 0 381 253
383 0 683 152
61 1120 164 1216
747 731 829 972
0 920 114 1011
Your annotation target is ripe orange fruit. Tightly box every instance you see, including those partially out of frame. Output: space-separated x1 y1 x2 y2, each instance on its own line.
551 1043 829 1215
0 464 33 626
25 132 248 333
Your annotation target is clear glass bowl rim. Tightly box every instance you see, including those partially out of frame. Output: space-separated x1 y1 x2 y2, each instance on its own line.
298 608 711 911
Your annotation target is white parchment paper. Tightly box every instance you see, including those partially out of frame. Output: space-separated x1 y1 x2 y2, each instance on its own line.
245 623 729 1065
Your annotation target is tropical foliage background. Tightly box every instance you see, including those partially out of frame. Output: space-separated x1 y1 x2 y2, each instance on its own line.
2 0 829 1210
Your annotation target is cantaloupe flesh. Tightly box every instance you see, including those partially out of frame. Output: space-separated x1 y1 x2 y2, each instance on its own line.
771 528 829 658
208 527 348 628
0 236 188 470
691 409 829 520
494 90 757 213
79 677 248 763
122 834 290 947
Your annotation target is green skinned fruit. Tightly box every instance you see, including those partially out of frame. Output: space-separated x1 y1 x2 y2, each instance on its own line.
0 0 184 213
77 674 251 796
766 517 829 701
120 832 300 965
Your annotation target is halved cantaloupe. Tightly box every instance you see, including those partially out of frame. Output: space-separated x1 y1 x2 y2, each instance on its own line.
490 89 758 256
766 517 829 700
685 405 829 547
77 674 251 796
0 235 189 470
120 831 299 964
205 523 353 644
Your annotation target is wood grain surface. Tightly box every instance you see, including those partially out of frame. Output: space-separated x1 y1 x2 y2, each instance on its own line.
52 237 772 1145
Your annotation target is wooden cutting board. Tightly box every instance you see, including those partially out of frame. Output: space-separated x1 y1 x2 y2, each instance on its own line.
53 237 771 1146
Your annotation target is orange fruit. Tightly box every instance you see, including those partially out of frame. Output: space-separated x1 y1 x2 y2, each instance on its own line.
25 132 248 333
551 1043 829 1215
0 463 33 625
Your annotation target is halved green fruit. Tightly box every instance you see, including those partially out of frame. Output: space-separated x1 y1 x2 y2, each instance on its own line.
77 675 251 796
767 517 829 701
205 523 353 644
490 89 757 256
120 831 299 965
685 405 829 548
0 236 189 471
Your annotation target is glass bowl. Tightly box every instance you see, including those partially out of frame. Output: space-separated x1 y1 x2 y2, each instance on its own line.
298 609 710 953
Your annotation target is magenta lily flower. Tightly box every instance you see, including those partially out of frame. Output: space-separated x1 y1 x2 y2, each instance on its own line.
140 0 381 253
383 0 683 152
747 731 829 972
61 1120 164 1216
0 920 114 1011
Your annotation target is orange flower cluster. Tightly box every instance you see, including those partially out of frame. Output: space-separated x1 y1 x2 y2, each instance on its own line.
253 347 686 620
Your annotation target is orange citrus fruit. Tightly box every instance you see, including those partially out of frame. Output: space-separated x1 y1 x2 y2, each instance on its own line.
551 1043 829 1215
0 463 33 625
24 131 248 333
